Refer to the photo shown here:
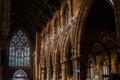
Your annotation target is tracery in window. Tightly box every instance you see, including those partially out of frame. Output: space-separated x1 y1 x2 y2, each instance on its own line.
90 63 95 79
102 61 109 80
9 30 30 66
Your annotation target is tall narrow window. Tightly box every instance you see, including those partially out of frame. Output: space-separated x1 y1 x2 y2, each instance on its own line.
102 61 109 80
90 63 94 79
9 30 30 66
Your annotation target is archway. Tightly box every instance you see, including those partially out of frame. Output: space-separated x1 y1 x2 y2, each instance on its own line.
63 40 73 80
86 35 120 80
88 42 110 80
61 35 73 80
55 46 62 80
66 43 73 80
57 52 62 80
12 69 28 80
79 0 116 79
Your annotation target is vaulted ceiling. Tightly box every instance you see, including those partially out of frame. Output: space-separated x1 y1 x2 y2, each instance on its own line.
86 0 115 31
10 0 62 38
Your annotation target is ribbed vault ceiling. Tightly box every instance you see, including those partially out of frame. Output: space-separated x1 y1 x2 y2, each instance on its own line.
10 0 62 36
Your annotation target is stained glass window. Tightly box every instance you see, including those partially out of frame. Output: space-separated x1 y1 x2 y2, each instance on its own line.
102 61 109 80
90 64 94 79
9 30 30 66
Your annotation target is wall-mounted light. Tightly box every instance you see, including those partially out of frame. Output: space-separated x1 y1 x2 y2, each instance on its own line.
72 16 76 23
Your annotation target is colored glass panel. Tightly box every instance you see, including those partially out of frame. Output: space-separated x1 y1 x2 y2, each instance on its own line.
9 30 30 66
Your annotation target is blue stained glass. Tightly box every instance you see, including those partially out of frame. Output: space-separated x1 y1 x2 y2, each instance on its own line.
9 30 30 66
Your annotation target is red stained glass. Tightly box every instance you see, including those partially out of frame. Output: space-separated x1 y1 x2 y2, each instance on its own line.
58 74 62 79
15 47 18 50
9 30 30 67
22 47 25 50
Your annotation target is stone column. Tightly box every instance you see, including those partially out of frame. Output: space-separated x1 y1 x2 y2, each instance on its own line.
61 63 66 80
73 59 80 80
47 67 50 80
53 66 57 80
114 0 120 39
86 68 91 80
35 32 41 80
111 58 117 73
0 0 10 35
0 0 2 66
73 60 76 80
0 37 2 80
0 0 10 64
41 69 45 80
0 44 1 66
0 0 10 80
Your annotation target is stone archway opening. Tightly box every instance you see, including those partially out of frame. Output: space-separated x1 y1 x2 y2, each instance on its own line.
86 35 120 80
89 42 110 80
58 52 61 74
80 0 116 79
56 48 62 80
66 43 73 79
12 69 28 80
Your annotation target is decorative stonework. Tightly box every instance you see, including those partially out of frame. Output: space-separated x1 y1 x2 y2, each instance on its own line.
34 0 120 80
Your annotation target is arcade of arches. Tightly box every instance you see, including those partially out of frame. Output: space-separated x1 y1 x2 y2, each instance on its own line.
0 0 120 80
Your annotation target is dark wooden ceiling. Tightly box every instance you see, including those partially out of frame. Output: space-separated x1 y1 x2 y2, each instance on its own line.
10 0 62 37
81 0 116 56
86 0 115 31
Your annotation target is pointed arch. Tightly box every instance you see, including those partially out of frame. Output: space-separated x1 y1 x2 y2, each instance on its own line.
51 39 59 65
62 33 73 60
9 30 30 66
12 69 27 79
55 45 61 65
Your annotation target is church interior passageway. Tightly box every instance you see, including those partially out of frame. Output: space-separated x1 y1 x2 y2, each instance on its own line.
0 0 120 80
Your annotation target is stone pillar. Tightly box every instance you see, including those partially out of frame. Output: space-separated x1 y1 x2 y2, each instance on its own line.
40 68 46 80
35 32 41 80
86 68 91 80
0 45 1 66
53 66 57 80
73 60 76 80
61 63 66 80
114 0 120 39
47 67 50 80
0 0 10 35
73 59 81 80
0 37 3 80
0 0 10 80
111 58 117 73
